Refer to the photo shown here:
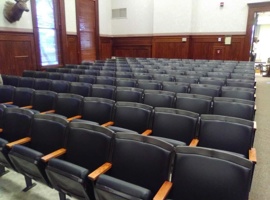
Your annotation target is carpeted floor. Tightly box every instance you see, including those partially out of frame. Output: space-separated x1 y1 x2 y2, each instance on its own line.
0 75 270 200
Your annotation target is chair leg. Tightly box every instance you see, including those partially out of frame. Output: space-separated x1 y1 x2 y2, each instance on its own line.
22 176 37 192
59 192 68 200
0 165 9 176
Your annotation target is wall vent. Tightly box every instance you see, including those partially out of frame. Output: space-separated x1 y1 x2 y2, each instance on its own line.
112 8 127 19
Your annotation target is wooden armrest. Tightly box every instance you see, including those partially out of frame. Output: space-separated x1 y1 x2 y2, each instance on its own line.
21 105 33 109
253 121 257 131
6 137 31 148
67 115 82 122
249 148 257 163
0 128 3 133
88 162 112 181
142 129 152 136
101 121 114 127
41 148 67 162
3 101 13 105
40 110 55 114
254 104 257 111
189 138 199 147
153 181 173 200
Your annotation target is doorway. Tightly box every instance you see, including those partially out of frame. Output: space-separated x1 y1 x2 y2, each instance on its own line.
250 12 270 63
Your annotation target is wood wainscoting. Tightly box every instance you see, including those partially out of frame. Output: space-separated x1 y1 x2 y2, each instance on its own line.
0 31 37 76
99 34 246 61
67 35 79 64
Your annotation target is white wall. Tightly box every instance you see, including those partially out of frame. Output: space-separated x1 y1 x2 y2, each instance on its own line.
111 0 154 36
0 1 33 31
153 0 193 35
100 0 270 36
99 0 112 36
64 0 77 34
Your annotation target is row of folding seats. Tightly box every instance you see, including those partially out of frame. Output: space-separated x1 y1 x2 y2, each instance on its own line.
0 107 255 200
3 75 256 102
21 71 256 88
0 84 256 120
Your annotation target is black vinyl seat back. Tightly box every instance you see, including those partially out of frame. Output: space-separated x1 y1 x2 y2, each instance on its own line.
91 84 116 100
13 87 34 107
174 75 199 84
226 79 255 89
78 74 97 84
221 86 255 101
143 90 176 108
137 80 162 90
96 76 116 85
0 108 33 142
62 73 79 82
46 122 115 200
162 82 189 93
50 80 70 93
22 70 35 77
151 107 199 144
34 71 48 79
170 146 253 200
69 82 92 97
112 102 153 133
95 133 175 200
190 84 221 97
17 77 35 88
33 78 52 90
4 75 19 87
0 85 15 103
47 72 63 80
213 97 255 120
82 97 115 124
32 90 57 112
175 93 212 115
8 114 68 187
55 93 83 118
116 78 137 87
199 77 226 86
115 87 143 103
199 114 254 158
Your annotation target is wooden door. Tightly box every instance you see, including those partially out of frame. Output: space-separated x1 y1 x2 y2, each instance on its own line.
76 0 99 62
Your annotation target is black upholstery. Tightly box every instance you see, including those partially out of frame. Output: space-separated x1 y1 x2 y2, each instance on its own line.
34 71 48 79
116 78 137 87
94 133 175 200
69 82 92 97
221 86 255 101
33 78 52 90
91 84 116 100
169 146 253 200
53 93 83 118
198 114 255 158
47 72 63 80
50 80 70 93
80 97 115 124
0 85 15 103
62 73 79 82
78 75 97 84
149 107 199 144
108 102 153 133
96 76 116 85
0 108 34 173
199 77 226 86
162 82 189 93
190 84 221 97
46 122 115 200
137 80 162 90
143 90 176 108
8 114 68 190
175 93 212 115
12 87 34 107
213 97 255 120
30 90 57 112
18 77 35 88
115 87 143 103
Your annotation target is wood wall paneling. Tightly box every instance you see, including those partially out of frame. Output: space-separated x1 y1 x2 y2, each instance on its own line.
0 32 36 76
99 37 112 60
112 37 152 58
152 36 190 59
67 35 79 64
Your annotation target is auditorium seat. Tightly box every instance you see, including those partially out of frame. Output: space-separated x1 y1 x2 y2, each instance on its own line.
143 90 176 108
115 87 143 103
0 108 34 176
69 82 92 97
90 133 175 200
8 114 68 191
167 146 253 200
45 122 115 200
